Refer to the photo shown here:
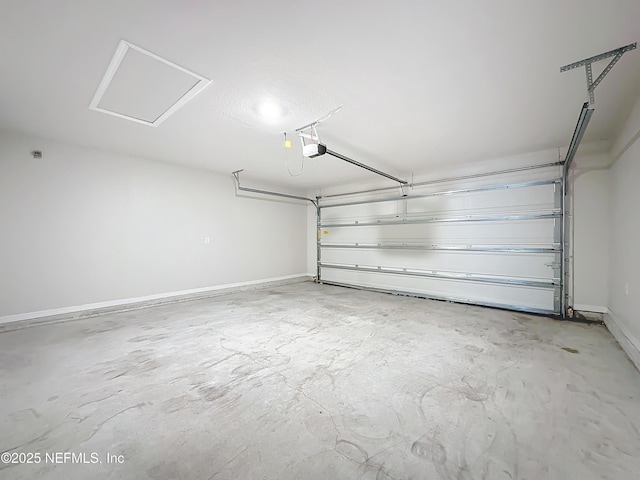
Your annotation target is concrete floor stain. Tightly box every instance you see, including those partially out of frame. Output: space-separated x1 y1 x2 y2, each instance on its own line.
562 347 580 354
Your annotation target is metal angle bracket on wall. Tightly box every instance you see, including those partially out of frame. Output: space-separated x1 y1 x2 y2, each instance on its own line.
559 41 636 319
561 42 637 105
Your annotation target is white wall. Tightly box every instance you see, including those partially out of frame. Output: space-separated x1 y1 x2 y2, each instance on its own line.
0 131 308 318
570 152 611 312
607 93 640 361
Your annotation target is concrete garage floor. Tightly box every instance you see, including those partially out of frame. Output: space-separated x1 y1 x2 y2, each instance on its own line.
1 282 639 480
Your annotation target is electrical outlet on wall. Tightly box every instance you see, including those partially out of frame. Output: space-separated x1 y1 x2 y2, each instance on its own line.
625 283 629 295
204 236 210 244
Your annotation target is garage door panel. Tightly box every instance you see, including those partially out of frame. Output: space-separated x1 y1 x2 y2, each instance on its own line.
320 249 557 279
321 183 559 222
318 169 563 314
321 220 558 245
319 268 555 312
321 202 400 222
406 184 557 216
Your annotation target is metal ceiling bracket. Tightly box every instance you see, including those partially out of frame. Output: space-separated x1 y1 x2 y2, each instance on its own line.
560 42 636 105
297 124 322 150
556 42 637 318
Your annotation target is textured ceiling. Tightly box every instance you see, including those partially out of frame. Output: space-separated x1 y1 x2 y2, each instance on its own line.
1 1 639 189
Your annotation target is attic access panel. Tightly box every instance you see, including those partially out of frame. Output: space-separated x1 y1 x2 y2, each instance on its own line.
89 40 211 126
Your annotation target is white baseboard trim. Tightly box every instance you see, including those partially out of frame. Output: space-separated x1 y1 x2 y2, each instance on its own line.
0 274 311 328
604 309 640 371
574 304 608 314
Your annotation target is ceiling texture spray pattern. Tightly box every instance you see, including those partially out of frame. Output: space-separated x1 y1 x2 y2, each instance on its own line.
0 1 639 189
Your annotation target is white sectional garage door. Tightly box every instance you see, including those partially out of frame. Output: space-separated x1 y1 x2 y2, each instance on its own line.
317 165 563 315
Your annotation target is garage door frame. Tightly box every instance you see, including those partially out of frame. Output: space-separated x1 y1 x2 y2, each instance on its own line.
316 162 566 316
